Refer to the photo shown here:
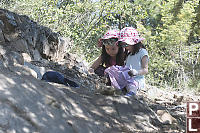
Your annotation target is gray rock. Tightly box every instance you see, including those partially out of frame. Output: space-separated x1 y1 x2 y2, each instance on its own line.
22 53 32 62
32 49 42 61
2 51 24 66
0 28 5 45
9 39 29 52
4 32 19 42
24 62 46 79
0 20 4 29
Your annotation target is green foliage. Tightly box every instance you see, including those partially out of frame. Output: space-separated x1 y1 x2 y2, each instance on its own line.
2 0 200 91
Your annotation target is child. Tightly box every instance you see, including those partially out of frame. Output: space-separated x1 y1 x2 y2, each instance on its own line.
89 29 124 77
118 27 149 92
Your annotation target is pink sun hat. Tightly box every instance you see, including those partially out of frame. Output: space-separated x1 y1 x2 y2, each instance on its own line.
118 27 144 45
101 29 120 39
98 29 120 47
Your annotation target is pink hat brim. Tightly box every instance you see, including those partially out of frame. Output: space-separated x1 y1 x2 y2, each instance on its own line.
118 37 144 45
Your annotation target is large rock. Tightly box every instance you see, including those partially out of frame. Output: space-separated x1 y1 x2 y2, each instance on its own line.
0 66 162 133
0 9 73 62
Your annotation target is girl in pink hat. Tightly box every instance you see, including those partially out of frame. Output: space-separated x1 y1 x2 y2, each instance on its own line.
118 27 149 94
89 29 125 78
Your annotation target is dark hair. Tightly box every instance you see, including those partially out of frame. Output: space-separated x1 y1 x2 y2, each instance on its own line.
101 45 124 67
129 42 146 55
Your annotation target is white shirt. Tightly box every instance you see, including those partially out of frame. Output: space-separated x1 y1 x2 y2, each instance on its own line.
125 48 148 89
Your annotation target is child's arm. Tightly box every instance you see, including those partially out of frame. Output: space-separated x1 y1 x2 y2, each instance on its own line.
138 55 148 75
89 56 102 73
128 55 148 76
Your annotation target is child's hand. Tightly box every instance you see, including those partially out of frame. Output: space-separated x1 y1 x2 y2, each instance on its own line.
128 69 138 77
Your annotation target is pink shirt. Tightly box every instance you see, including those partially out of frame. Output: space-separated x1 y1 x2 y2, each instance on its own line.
106 58 116 68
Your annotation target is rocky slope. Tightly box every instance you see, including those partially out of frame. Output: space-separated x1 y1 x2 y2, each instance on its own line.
0 8 199 133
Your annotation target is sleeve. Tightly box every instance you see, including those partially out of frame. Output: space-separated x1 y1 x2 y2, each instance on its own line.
140 49 148 60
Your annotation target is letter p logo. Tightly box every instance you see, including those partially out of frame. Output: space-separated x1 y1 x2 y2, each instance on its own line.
189 103 199 116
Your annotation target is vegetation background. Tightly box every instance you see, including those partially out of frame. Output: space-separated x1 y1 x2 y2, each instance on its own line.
1 0 200 92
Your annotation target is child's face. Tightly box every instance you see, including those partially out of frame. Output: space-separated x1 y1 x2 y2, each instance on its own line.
120 42 133 52
105 45 119 57
125 45 134 52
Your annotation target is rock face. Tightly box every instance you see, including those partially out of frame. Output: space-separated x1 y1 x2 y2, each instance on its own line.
0 9 72 62
0 65 167 133
0 8 191 133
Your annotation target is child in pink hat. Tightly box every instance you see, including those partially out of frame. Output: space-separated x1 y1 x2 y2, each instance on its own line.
89 29 125 77
118 27 149 95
